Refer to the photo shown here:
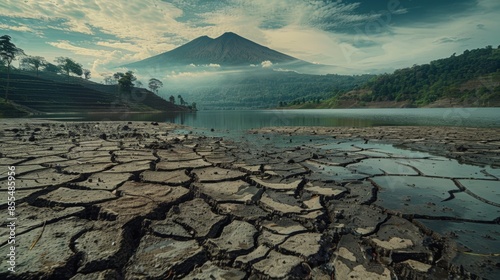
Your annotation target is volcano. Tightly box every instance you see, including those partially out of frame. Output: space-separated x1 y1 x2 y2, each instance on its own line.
124 32 306 68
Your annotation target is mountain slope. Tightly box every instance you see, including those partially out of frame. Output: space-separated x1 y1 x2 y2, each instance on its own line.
362 45 500 106
294 45 500 109
125 32 304 68
0 72 191 114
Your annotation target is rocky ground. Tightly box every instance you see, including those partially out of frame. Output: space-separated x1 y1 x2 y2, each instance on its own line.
0 120 499 279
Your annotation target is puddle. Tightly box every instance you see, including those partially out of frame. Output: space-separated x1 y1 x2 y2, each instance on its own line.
485 167 500 179
181 128 500 214
302 160 368 182
348 158 418 176
416 219 500 280
396 158 494 179
459 180 500 205
373 176 500 221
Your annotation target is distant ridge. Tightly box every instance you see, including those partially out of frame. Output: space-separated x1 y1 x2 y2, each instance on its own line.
124 32 306 68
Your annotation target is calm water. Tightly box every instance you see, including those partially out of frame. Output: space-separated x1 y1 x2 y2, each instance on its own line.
33 108 500 130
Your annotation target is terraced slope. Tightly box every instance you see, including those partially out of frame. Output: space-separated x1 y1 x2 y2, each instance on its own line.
0 73 189 113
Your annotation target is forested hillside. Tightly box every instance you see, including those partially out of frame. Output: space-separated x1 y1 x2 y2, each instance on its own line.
290 45 500 109
364 45 500 105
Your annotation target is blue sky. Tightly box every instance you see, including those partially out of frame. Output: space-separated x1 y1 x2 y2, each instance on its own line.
0 0 499 80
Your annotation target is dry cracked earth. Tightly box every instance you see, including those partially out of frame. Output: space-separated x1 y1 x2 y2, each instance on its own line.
0 120 499 279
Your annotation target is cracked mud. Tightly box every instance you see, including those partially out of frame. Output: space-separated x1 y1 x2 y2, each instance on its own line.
0 120 499 279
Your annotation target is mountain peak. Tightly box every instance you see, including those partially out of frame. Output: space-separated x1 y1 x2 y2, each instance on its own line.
218 32 239 38
124 32 303 68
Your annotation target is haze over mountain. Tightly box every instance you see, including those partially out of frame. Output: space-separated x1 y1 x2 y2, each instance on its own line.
124 32 330 73
120 32 366 109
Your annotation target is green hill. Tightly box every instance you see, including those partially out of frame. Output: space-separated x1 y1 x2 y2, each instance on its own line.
290 45 500 109
0 71 190 116
165 70 374 109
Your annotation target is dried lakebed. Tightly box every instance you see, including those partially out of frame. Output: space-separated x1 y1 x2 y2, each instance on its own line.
0 120 499 279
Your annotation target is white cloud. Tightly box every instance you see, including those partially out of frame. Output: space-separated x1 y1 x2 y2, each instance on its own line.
48 40 117 57
261 60 273 68
0 1 197 54
165 71 215 80
260 3 500 73
0 23 35 33
0 0 499 77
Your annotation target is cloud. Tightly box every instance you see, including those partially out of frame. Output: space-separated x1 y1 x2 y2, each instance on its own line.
0 0 499 77
434 37 472 44
165 71 216 80
0 23 35 33
261 60 273 68
0 1 196 49
47 40 116 57
260 1 500 73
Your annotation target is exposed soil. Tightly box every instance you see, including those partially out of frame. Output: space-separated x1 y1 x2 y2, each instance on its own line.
0 120 499 279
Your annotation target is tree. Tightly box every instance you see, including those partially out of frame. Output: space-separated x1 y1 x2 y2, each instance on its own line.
0 35 25 101
177 94 185 105
21 56 46 76
83 69 91 80
114 71 136 93
44 62 60 73
135 81 143 88
148 78 163 94
113 72 123 84
169 95 175 103
55 57 83 76
103 76 116 85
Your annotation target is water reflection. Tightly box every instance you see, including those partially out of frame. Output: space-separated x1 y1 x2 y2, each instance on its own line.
30 112 189 123
30 108 500 129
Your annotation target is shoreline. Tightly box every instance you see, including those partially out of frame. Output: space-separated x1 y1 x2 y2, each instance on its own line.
250 125 500 168
0 119 498 279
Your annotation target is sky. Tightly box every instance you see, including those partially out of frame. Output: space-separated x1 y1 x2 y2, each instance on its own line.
0 0 499 81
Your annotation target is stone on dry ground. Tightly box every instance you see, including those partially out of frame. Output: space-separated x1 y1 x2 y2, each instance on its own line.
0 120 498 279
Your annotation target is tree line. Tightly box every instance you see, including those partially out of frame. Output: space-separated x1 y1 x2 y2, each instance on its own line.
1 35 93 102
1 34 196 110
360 45 500 106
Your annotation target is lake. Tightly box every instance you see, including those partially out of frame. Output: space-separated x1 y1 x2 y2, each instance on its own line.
33 108 500 130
